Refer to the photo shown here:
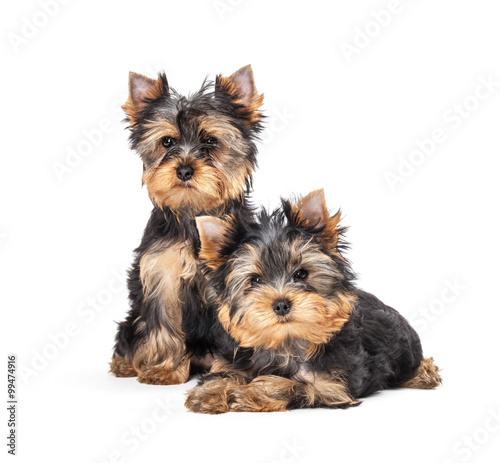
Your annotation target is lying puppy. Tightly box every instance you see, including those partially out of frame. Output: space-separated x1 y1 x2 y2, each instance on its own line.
185 189 441 413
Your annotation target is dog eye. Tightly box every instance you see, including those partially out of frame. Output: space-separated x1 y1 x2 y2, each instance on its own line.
200 137 218 158
250 276 262 286
162 137 176 148
204 136 218 145
293 269 309 280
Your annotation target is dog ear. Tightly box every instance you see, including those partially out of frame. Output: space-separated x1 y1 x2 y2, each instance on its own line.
215 65 263 126
196 216 236 272
122 72 169 122
289 189 343 250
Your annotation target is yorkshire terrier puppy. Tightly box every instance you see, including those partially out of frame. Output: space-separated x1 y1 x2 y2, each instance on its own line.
110 66 263 384
186 190 441 413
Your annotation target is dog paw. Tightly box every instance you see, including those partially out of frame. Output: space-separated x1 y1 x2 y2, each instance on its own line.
228 383 288 413
110 355 137 377
138 367 188 385
185 378 240 414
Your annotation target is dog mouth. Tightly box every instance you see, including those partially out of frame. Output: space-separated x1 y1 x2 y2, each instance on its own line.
276 315 292 324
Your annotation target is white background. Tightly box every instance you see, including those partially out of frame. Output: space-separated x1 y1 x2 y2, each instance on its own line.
2 1 500 462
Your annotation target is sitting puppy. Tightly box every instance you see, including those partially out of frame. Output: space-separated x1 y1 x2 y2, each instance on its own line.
110 66 263 384
186 189 441 413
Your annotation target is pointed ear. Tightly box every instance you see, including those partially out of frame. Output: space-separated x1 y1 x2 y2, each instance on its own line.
216 65 263 125
196 216 235 271
290 189 343 250
122 72 169 122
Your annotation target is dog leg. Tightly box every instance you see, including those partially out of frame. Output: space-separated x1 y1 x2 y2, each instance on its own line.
110 354 137 377
229 373 359 412
134 327 190 385
132 241 191 385
400 357 442 389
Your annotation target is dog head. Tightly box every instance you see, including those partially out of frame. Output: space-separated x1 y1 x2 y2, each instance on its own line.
123 65 263 213
196 190 356 354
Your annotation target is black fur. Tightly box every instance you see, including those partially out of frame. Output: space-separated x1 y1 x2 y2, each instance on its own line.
128 76 261 175
114 201 254 362
112 70 262 378
198 200 425 407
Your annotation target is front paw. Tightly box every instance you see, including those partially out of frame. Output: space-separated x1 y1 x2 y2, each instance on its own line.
138 366 188 385
185 378 237 414
110 355 137 377
229 383 289 413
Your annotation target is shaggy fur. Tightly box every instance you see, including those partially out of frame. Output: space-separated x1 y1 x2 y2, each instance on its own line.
111 66 263 384
186 190 441 412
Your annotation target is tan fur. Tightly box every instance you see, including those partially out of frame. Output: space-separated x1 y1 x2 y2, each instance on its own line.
291 189 343 254
139 121 181 169
223 242 264 283
217 65 264 126
143 147 249 212
197 216 237 271
132 326 190 385
109 354 137 377
228 376 290 412
122 72 166 123
135 113 254 213
209 357 238 374
231 374 357 412
122 68 258 212
198 115 254 158
127 241 195 385
141 121 180 145
217 290 355 352
139 241 187 310
185 376 243 414
137 357 190 385
115 66 261 386
185 370 357 414
212 230 355 353
400 357 442 389
297 370 359 406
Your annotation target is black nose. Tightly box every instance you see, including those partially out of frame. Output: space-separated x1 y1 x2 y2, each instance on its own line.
176 165 194 182
273 299 291 316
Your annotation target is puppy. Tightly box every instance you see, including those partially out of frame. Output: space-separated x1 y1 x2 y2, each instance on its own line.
186 190 441 412
111 66 263 384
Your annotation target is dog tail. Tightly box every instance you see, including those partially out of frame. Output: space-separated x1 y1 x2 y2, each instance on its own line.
400 357 442 389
